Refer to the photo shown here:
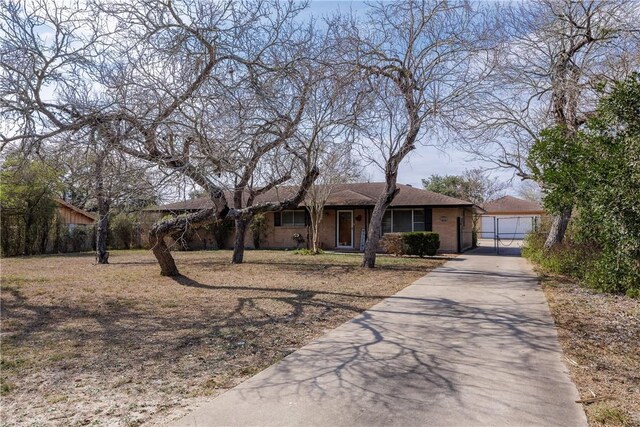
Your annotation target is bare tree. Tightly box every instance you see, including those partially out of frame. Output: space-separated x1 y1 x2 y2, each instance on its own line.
461 169 508 206
164 15 357 264
517 180 543 205
298 44 363 255
423 168 507 206
339 0 485 267
305 144 360 254
48 134 158 263
1 0 321 275
197 61 314 264
458 0 640 248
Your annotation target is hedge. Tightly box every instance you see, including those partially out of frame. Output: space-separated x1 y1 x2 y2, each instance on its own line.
401 232 440 257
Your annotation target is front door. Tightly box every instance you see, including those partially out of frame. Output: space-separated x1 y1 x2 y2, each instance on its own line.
337 210 353 248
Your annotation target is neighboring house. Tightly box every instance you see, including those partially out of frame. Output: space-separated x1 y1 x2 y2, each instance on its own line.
479 195 544 240
0 198 95 256
53 198 96 253
55 198 96 229
143 183 484 253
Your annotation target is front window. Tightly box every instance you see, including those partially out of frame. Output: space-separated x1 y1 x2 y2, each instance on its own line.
278 210 306 227
392 210 413 232
382 209 425 233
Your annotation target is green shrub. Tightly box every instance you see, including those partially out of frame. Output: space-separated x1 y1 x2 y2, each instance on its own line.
401 232 440 257
522 232 589 278
293 248 324 255
522 231 639 298
0 156 61 256
69 226 90 252
109 213 135 249
527 75 640 297
249 213 269 249
585 252 640 298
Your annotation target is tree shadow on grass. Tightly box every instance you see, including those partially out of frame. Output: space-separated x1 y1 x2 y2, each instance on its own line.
0 273 378 359
170 274 392 304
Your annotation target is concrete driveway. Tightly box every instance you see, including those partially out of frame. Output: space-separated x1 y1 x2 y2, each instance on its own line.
172 245 587 427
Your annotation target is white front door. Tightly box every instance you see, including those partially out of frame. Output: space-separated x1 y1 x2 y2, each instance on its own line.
337 210 354 248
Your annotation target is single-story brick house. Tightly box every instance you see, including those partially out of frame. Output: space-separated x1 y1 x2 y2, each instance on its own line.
479 195 545 239
142 183 483 253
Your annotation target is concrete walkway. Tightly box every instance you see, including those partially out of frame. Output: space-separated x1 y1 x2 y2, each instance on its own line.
173 245 587 427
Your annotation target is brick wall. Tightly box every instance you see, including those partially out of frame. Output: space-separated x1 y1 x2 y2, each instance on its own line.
432 207 458 252
260 208 368 250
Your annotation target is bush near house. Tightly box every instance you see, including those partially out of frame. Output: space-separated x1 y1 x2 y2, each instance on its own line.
250 213 269 249
109 213 136 249
381 233 405 256
402 232 440 257
381 232 441 257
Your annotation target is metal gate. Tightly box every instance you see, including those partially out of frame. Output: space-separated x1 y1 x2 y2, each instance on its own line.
492 216 539 254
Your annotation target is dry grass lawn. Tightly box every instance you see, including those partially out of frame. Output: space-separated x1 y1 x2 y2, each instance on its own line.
542 276 640 427
0 249 448 426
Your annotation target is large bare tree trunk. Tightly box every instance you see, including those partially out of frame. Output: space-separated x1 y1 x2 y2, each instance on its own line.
232 218 250 264
544 207 571 250
96 209 109 264
361 174 400 268
148 208 217 276
94 146 110 264
149 231 179 276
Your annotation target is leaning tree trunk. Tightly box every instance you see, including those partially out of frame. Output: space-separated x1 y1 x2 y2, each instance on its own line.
232 217 250 264
544 207 572 250
360 117 417 269
544 50 580 251
149 207 217 276
149 229 179 277
361 176 400 268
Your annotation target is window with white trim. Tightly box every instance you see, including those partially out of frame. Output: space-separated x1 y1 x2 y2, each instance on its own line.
275 210 306 227
382 209 426 233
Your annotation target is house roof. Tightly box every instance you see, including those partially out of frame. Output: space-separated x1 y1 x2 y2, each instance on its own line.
147 182 480 212
482 195 543 214
54 198 97 221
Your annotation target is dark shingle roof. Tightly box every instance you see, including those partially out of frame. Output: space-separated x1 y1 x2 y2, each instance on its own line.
147 182 477 212
482 196 543 214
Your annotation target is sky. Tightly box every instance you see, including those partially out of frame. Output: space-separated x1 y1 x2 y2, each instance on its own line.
304 0 519 191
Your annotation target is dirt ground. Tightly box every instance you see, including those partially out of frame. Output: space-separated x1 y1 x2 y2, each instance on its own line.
0 249 447 426
542 276 640 427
